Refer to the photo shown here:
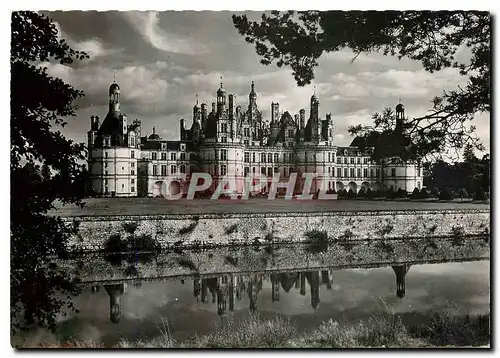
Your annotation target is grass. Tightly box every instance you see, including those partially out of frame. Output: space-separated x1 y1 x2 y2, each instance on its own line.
13 311 490 348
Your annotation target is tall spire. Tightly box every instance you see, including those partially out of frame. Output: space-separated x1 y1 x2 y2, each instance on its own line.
220 76 223 88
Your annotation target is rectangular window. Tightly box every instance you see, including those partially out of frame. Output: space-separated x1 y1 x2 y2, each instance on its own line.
357 168 361 178
350 168 355 177
363 168 368 177
364 157 369 164
417 168 421 177
221 136 227 143
261 167 266 175
171 165 177 174
327 167 331 174
350 157 355 164
131 150 135 159
267 167 273 177
170 153 177 161
357 157 361 164
131 186 135 192
391 168 396 177
161 152 167 160
161 165 167 176
328 153 331 162
252 167 256 173
337 168 342 177
221 149 227 161
105 152 108 158
370 169 374 178
337 157 341 164
268 153 273 163
261 153 266 163
220 165 227 176
244 152 250 163
180 165 186 174
131 178 135 184
252 152 256 162
180 153 186 161
274 167 279 173
131 170 135 176
131 162 135 168
274 153 279 163
152 152 157 160
153 165 157 176
244 167 250 176
344 168 348 178
343 157 347 164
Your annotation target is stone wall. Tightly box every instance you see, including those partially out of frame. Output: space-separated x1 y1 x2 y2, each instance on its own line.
64 208 490 252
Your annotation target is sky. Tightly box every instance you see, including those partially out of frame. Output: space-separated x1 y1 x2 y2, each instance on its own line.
43 10 490 156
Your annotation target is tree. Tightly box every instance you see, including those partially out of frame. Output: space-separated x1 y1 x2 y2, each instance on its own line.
11 11 89 331
232 11 490 158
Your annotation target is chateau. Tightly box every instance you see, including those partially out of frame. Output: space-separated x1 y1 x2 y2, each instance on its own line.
87 80 423 197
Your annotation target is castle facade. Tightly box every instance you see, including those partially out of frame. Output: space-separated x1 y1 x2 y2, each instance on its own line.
87 80 423 197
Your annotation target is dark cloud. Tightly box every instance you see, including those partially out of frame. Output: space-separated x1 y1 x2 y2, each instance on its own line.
45 11 489 152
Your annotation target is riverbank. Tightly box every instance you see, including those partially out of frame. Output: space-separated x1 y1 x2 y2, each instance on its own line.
13 311 490 348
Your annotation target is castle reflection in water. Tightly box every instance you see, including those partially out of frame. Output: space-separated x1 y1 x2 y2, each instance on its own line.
93 266 410 324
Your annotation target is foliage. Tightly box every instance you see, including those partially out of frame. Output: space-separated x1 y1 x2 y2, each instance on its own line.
11 11 89 332
425 152 490 195
473 187 487 201
232 11 490 158
418 188 430 199
439 187 455 200
411 188 420 199
347 188 356 198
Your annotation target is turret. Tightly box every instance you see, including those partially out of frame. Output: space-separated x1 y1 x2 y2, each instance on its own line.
90 115 100 131
249 81 257 108
193 96 201 123
119 114 127 135
104 283 127 324
392 265 410 299
395 102 405 135
271 102 279 123
217 79 226 114
109 82 120 112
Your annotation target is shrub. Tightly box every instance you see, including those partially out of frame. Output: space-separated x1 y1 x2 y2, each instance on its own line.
189 313 296 348
338 189 348 198
418 188 429 199
439 187 454 200
430 187 440 198
366 188 373 198
126 233 160 252
411 188 420 199
386 187 396 199
473 188 487 201
397 188 407 198
104 234 127 253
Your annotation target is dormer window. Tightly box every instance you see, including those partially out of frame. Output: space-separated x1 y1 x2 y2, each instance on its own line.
180 143 186 151
161 143 167 150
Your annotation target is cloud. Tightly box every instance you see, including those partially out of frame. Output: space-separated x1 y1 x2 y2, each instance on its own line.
123 12 210 55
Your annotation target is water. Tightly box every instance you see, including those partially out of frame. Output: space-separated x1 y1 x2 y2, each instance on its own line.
55 260 489 346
